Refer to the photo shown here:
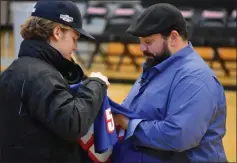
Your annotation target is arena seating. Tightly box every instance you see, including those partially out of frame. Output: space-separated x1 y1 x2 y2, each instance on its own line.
80 2 236 75
1 0 236 76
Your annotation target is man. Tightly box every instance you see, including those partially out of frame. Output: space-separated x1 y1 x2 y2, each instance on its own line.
0 1 110 162
112 3 227 163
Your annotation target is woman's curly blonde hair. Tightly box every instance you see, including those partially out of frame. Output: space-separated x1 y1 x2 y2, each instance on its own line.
20 16 71 40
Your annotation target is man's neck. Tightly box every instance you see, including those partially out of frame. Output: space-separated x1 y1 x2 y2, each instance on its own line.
171 41 189 55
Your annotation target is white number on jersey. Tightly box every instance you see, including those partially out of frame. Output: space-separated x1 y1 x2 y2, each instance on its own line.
105 108 115 133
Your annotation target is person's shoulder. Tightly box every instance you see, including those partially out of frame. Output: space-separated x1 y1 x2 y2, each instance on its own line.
14 57 63 82
175 55 223 90
176 52 215 81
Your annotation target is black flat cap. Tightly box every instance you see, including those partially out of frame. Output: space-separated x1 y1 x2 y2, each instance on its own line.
31 0 95 40
127 3 186 37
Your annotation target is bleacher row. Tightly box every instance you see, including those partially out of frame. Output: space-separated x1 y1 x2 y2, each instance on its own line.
75 2 236 75
0 1 236 75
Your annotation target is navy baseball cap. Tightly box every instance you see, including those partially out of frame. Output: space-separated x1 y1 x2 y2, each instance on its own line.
31 0 95 40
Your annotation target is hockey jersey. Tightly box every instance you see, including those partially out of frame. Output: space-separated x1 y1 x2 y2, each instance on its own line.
70 83 139 163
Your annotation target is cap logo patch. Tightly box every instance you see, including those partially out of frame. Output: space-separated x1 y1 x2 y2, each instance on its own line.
60 14 73 22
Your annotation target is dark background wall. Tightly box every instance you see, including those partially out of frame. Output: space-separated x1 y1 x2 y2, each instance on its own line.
141 0 236 13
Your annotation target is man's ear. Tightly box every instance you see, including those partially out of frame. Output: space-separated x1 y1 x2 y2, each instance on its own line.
52 26 62 41
170 30 179 46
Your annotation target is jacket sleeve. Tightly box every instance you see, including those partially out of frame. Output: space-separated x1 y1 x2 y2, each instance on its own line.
26 72 107 142
126 76 217 152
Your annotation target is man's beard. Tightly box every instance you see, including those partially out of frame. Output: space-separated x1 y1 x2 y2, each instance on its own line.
143 42 171 70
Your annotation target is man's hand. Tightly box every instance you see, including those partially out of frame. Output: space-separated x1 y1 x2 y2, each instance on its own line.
113 114 129 130
89 72 110 88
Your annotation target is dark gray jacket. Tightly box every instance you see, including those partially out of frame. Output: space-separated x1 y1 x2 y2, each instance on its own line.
0 39 106 162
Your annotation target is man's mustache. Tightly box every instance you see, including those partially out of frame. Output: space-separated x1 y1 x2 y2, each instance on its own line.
143 51 155 57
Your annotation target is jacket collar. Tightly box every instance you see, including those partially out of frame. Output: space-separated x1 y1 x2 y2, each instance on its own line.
18 39 86 84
